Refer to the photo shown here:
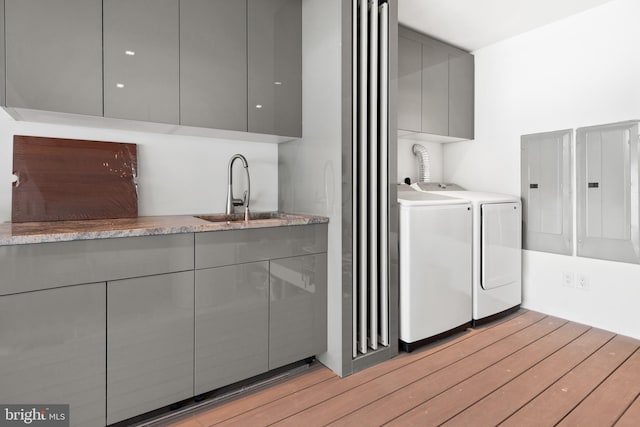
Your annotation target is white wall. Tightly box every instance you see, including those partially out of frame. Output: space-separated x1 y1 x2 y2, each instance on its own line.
279 0 344 374
397 138 443 184
443 0 640 338
0 109 278 222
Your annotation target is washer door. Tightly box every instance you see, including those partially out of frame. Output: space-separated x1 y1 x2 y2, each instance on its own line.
481 202 522 290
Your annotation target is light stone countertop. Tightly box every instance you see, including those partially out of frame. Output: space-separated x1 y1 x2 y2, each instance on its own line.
0 212 329 246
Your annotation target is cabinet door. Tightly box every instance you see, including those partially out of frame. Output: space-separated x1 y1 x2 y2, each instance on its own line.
449 51 475 139
421 41 449 136
0 284 106 427
269 254 327 370
0 0 5 106
398 36 422 132
5 0 102 115
195 262 269 394
107 271 194 425
104 0 180 124
248 0 302 137
180 0 247 131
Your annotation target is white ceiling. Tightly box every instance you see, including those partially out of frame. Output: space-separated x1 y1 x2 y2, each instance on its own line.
398 0 617 51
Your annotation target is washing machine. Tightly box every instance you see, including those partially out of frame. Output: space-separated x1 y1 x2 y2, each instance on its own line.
398 186 473 351
413 183 522 324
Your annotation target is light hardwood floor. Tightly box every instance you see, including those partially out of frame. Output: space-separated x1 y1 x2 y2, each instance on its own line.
162 310 640 426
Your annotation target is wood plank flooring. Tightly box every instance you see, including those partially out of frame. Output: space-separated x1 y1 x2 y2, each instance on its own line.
162 310 640 426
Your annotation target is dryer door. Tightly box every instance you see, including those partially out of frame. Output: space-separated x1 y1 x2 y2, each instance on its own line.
481 202 522 290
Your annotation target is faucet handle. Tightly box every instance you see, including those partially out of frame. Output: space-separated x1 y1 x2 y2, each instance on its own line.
242 190 249 205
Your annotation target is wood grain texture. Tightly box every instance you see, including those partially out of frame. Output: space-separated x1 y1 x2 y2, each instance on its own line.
12 135 138 222
130 310 640 427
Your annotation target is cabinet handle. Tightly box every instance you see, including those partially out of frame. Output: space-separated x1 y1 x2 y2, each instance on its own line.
529 183 538 189
588 182 600 188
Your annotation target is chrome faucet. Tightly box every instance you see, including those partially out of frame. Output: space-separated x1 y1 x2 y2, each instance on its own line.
225 154 251 221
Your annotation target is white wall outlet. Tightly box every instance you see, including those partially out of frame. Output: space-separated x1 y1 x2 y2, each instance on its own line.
576 275 589 290
562 272 574 288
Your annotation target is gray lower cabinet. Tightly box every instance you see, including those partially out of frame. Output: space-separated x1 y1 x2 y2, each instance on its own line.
195 262 269 395
0 234 194 296
4 0 102 115
103 0 180 124
248 0 302 137
269 254 327 370
180 0 247 131
107 271 194 425
0 283 106 427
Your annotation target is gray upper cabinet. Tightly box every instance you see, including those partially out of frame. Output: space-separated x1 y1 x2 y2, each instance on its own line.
4 0 102 115
421 40 449 136
103 0 180 124
398 26 474 140
398 36 422 133
448 51 474 139
248 0 302 137
0 284 106 427
180 0 247 131
107 271 194 425
0 0 5 106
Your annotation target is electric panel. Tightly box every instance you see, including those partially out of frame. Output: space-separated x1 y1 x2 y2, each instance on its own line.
576 120 640 264
521 129 572 254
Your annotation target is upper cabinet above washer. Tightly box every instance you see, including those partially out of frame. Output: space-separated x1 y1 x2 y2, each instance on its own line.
4 0 103 116
103 0 180 124
398 26 474 141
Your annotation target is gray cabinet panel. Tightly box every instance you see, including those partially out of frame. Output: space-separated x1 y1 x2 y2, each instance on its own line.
421 41 449 136
195 263 269 394
521 130 572 255
269 254 327 370
107 271 194 424
195 224 328 269
0 0 5 106
5 0 102 115
0 234 194 296
449 51 474 139
398 26 474 140
248 0 302 137
104 0 180 124
577 121 640 264
0 284 106 427
180 0 247 131
398 36 422 132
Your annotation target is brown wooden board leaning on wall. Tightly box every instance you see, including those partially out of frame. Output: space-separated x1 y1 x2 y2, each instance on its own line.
12 135 138 223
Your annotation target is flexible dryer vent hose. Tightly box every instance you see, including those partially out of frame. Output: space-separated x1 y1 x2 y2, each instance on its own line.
412 144 431 183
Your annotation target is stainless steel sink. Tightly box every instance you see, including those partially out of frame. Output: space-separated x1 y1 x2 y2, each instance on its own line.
195 211 287 223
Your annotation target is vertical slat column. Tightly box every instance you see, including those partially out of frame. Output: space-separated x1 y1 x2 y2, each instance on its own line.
353 0 390 357
378 0 390 346
368 0 379 350
351 0 359 359
357 0 369 356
